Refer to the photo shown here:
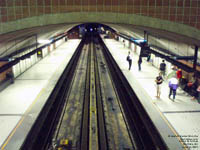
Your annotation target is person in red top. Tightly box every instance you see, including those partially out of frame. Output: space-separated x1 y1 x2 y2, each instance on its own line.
176 68 182 82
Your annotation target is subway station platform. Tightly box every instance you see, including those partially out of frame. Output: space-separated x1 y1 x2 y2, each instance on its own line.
103 38 200 150
0 37 199 150
0 39 81 150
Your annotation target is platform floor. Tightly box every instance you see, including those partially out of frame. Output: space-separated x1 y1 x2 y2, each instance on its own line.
103 39 200 150
0 39 81 150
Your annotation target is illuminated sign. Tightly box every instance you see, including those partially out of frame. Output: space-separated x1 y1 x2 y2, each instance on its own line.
132 39 147 44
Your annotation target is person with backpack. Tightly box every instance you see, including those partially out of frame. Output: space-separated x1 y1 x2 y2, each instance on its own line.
159 60 166 78
168 76 178 101
126 51 132 70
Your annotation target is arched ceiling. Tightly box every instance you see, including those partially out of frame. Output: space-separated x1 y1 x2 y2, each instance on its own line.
0 24 76 57
0 0 200 40
0 22 199 58
0 22 200 65
106 23 200 46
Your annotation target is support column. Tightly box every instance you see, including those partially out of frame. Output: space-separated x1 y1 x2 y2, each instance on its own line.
48 46 51 53
146 33 148 44
36 34 38 48
193 45 198 70
53 43 56 50
134 44 137 53
129 41 131 49
144 30 147 40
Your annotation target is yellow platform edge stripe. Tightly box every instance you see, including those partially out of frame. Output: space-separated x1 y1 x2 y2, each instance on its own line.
1 88 45 150
152 102 188 150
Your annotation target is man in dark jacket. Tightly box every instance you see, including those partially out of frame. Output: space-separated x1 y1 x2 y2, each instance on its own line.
138 56 142 71
160 60 166 78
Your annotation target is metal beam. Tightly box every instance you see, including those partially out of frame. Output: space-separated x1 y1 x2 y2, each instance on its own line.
170 56 194 60
193 45 198 70
144 30 146 40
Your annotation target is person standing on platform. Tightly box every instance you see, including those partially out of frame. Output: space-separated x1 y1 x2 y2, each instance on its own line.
176 68 182 83
168 76 178 101
155 72 163 98
166 65 176 80
196 85 200 103
184 74 197 94
138 57 142 71
159 60 166 79
191 84 200 101
126 51 132 70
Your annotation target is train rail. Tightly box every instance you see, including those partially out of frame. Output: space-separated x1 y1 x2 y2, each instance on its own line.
80 40 108 150
20 34 168 150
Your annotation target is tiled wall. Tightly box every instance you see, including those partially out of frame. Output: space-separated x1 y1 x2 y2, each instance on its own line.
0 0 199 30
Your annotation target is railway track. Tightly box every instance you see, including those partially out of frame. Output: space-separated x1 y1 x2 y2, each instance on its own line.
53 37 131 150
20 34 167 150
80 40 107 150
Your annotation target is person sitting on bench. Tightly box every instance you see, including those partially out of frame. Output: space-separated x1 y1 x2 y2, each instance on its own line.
184 74 198 96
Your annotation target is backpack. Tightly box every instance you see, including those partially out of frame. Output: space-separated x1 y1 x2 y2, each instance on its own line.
126 55 130 61
160 63 166 70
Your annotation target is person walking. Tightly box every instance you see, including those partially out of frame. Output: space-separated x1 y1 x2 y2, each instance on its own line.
155 72 163 98
159 60 166 78
138 56 142 71
168 77 178 101
127 51 132 70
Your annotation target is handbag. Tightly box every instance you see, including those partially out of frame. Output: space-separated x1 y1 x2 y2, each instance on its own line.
197 86 200 92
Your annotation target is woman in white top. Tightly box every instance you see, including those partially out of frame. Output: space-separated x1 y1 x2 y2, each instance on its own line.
127 51 132 70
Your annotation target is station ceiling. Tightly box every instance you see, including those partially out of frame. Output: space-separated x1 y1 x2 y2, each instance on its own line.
0 0 199 30
0 0 199 37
